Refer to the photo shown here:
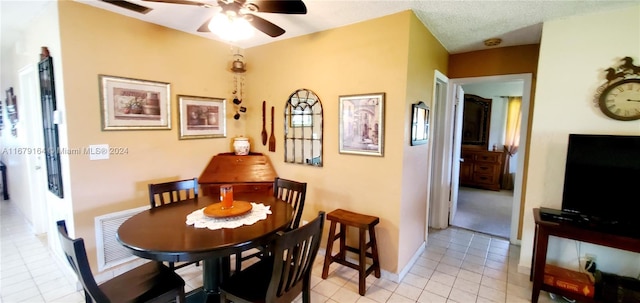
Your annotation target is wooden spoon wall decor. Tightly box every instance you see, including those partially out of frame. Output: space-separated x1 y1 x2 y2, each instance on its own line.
261 101 267 145
268 106 276 152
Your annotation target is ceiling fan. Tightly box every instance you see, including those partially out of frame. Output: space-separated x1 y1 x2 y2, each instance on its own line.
141 0 307 38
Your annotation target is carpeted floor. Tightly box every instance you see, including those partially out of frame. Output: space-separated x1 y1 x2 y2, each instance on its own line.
451 186 513 239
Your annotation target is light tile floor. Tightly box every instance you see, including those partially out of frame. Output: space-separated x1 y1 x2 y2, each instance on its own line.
1 201 563 302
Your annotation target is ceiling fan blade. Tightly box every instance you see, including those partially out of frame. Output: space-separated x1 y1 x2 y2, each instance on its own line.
250 0 306 14
197 16 213 32
142 0 213 7
247 13 285 37
100 0 153 14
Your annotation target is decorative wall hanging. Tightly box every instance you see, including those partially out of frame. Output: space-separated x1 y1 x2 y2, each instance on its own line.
284 89 323 166
39 47 64 198
411 101 429 146
98 75 171 130
269 105 275 152
338 93 385 157
230 51 247 120
594 56 640 121
5 87 18 137
178 95 227 139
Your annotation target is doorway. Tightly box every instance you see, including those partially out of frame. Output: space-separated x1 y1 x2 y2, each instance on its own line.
430 73 532 243
451 81 523 239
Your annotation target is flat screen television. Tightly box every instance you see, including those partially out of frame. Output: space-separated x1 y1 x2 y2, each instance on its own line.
561 134 640 235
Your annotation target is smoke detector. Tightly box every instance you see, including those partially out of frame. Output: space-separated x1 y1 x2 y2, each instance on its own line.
484 38 502 47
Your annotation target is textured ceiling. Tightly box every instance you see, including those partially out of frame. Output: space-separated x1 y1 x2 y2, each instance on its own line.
2 0 639 56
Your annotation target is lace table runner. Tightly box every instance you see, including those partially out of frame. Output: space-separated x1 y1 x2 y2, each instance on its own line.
186 202 271 230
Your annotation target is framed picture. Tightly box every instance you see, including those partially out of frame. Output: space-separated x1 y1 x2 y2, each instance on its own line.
178 95 226 139
5 87 18 136
411 101 429 146
99 75 171 130
339 92 385 156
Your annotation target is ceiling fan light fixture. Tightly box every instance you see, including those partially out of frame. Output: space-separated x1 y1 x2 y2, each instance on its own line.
208 12 254 41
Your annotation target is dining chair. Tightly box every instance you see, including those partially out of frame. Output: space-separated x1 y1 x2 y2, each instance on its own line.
56 220 186 303
220 211 325 303
274 177 307 230
148 177 198 208
148 177 200 270
235 177 307 271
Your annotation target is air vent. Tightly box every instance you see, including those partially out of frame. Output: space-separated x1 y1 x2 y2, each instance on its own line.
100 0 153 14
95 205 149 271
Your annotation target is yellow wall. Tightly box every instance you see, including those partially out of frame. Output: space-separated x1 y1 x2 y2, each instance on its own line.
399 13 448 271
448 44 540 78
245 10 449 273
57 1 243 267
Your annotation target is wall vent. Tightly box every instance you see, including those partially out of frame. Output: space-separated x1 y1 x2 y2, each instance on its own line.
95 205 149 271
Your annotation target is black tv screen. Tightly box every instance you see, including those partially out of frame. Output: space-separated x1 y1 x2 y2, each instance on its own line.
561 134 640 226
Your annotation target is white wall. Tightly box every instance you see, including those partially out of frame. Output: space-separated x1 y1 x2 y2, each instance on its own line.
520 5 640 277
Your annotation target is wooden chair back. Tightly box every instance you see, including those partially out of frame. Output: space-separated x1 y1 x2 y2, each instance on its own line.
148 178 198 208
148 177 201 270
273 177 306 230
222 212 325 303
56 220 112 303
267 211 325 303
57 220 186 303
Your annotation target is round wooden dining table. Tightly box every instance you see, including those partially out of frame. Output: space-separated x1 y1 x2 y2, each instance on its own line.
117 192 293 303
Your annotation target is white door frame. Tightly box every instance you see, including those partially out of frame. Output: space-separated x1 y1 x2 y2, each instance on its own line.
449 85 465 224
18 64 48 234
428 70 451 230
431 73 532 243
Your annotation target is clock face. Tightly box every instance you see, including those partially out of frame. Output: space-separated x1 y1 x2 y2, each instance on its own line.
598 79 640 121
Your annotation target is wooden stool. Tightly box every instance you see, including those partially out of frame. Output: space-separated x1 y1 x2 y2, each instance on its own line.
321 209 381 295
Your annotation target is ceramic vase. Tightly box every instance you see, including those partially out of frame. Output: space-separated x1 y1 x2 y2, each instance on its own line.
233 137 250 155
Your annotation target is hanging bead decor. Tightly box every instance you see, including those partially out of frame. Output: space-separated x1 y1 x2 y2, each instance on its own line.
230 49 246 120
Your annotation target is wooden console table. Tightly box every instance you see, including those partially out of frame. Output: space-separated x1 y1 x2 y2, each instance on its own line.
198 153 277 196
531 208 640 303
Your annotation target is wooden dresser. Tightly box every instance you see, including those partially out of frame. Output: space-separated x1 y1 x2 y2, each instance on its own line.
459 148 503 191
198 153 277 196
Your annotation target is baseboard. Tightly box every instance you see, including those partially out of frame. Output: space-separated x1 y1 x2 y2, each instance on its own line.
317 241 426 284
518 261 531 275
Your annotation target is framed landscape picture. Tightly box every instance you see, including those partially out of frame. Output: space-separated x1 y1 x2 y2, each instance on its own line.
99 75 171 130
338 92 385 156
178 95 226 139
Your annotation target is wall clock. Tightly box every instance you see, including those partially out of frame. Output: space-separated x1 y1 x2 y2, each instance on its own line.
595 56 640 121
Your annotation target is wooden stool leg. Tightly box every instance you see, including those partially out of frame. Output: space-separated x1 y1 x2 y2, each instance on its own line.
321 220 337 279
358 227 367 295
338 223 346 260
369 226 381 278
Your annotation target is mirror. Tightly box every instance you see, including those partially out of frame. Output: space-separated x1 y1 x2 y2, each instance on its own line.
462 94 492 149
284 89 323 166
411 101 429 146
